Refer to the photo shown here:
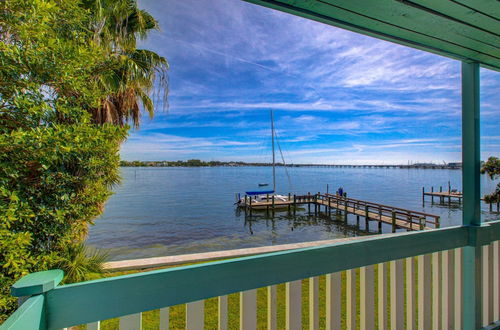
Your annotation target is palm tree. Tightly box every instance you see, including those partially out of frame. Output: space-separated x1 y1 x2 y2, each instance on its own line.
56 243 108 283
85 0 169 128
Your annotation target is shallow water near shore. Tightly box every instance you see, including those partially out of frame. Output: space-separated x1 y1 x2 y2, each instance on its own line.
86 166 499 261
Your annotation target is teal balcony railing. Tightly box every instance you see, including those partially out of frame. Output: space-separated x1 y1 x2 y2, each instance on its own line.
1 221 499 329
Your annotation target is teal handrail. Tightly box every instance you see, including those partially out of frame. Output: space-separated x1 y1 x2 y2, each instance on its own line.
2 221 498 329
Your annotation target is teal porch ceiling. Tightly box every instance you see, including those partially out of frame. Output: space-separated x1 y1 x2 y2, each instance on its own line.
243 0 500 72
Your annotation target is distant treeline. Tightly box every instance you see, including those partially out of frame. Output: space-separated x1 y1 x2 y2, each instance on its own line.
120 160 283 167
120 160 463 169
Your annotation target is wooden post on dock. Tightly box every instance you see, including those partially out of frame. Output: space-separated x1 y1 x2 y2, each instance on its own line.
308 192 311 214
391 209 396 233
407 211 411 230
287 193 291 212
435 217 440 228
328 197 332 216
419 217 424 230
266 194 270 215
365 205 369 221
431 187 434 203
378 206 382 232
249 197 252 216
365 210 369 231
293 195 296 216
272 195 275 216
422 187 424 202
440 186 443 203
335 196 339 215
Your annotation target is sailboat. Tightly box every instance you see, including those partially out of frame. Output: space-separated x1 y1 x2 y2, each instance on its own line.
236 110 290 209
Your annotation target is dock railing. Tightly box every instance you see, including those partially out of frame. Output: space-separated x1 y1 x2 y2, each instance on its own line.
2 220 499 329
320 193 440 229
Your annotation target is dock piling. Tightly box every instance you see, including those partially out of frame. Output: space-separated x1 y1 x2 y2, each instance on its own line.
391 209 396 233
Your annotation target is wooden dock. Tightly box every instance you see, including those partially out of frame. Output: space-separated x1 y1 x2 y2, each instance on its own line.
422 185 462 203
422 186 499 211
240 193 440 232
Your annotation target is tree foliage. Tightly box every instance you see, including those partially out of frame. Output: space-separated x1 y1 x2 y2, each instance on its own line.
481 156 500 204
0 0 166 320
84 0 169 128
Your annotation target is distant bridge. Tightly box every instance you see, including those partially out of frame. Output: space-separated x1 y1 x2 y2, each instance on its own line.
285 164 461 170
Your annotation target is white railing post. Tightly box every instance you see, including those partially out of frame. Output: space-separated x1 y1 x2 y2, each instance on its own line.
418 254 432 330
159 308 169 330
286 280 302 330
377 263 387 330
240 290 257 330
218 296 228 330
493 241 500 322
346 269 357 330
406 257 416 330
186 300 204 330
360 265 374 330
268 286 277 330
119 313 142 330
432 252 442 330
390 260 403 329
326 273 341 330
442 249 455 329
87 321 100 330
309 277 319 330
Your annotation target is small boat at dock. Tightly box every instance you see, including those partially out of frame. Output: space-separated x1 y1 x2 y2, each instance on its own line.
236 110 291 209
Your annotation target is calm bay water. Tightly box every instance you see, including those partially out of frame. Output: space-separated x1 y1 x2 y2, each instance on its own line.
86 167 499 261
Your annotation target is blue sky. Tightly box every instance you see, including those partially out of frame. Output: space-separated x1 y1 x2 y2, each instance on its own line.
122 0 500 164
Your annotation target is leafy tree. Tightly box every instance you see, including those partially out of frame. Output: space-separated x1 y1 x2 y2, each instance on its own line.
0 0 129 320
481 156 500 203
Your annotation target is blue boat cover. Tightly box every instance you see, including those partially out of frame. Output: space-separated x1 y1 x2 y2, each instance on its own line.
246 190 274 196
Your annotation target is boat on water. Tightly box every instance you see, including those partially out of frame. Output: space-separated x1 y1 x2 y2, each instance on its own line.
236 110 291 210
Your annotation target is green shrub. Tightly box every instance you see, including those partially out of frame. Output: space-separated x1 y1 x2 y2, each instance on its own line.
0 0 127 320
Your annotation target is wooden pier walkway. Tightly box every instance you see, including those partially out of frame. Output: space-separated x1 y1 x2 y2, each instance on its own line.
240 193 440 232
422 186 499 211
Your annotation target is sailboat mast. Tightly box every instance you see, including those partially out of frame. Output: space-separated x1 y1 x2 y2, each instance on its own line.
271 110 276 192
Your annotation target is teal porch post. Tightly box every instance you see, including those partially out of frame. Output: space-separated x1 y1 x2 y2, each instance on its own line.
461 61 482 329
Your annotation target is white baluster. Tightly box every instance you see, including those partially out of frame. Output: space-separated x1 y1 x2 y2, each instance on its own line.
360 265 374 330
406 257 416 330
442 249 455 329
87 321 100 330
346 269 357 330
454 248 463 328
218 296 227 330
390 259 404 329
493 241 499 321
159 308 169 330
119 313 141 330
432 252 442 330
186 300 204 330
286 280 302 330
418 254 432 330
240 289 257 330
377 263 387 330
326 272 341 330
268 286 277 330
482 243 494 326
309 277 319 330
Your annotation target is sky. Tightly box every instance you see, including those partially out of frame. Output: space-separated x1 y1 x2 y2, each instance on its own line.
121 0 500 164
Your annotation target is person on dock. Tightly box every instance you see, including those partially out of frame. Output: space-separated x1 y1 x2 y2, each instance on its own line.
337 187 343 196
